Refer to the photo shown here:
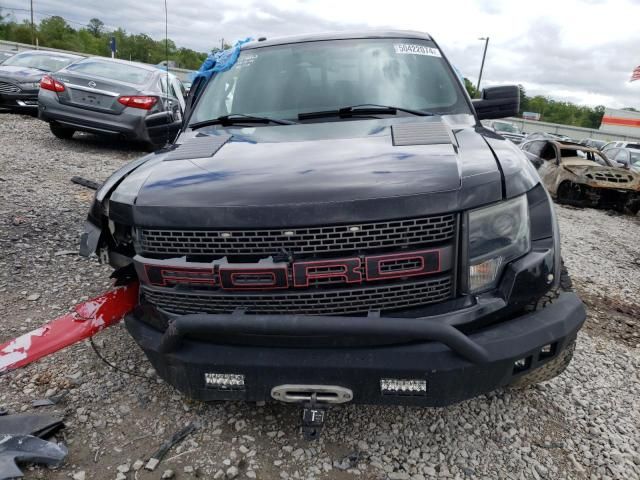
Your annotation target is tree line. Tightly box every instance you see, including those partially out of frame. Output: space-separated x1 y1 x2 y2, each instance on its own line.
464 78 607 129
0 12 213 70
0 11 622 127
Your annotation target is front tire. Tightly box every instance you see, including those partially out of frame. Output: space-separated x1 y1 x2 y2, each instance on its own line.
50 123 75 140
510 261 576 387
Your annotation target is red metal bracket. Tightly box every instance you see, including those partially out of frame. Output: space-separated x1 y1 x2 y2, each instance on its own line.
0 282 139 373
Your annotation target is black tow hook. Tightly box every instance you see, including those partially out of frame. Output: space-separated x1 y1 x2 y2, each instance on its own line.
301 393 328 441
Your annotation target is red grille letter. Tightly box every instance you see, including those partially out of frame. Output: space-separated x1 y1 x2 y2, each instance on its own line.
293 258 362 287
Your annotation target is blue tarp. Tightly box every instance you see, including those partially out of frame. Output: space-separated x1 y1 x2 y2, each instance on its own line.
193 37 253 83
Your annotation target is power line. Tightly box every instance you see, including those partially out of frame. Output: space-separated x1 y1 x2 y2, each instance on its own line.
0 6 118 30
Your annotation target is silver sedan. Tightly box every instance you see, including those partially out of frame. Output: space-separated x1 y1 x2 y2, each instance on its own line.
38 57 185 149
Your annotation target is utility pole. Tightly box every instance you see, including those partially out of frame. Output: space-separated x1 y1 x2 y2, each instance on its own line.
476 37 490 96
221 38 224 50
30 0 35 46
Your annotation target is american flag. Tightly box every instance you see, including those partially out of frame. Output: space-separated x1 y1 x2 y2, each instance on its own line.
631 65 640 82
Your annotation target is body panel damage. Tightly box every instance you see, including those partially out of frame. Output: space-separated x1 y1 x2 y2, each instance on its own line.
524 140 640 213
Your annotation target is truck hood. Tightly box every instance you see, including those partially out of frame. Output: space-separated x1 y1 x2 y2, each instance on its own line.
107 118 533 228
0 66 46 82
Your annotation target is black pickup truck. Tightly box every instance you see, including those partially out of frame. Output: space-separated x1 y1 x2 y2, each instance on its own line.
81 30 586 436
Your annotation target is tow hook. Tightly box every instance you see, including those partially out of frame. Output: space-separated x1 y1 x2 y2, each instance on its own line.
301 393 327 440
270 384 353 440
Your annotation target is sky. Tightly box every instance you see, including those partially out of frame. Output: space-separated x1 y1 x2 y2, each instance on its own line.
2 0 640 109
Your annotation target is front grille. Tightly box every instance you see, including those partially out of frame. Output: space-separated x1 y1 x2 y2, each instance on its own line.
0 81 20 94
585 171 634 183
137 214 457 257
142 276 453 316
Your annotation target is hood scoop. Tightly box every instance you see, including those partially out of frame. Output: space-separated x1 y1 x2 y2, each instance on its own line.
165 134 232 161
391 121 454 146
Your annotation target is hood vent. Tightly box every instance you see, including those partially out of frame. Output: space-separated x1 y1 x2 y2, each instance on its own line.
391 122 453 146
165 134 231 161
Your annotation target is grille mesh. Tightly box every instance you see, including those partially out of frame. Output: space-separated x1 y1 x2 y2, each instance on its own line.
585 171 633 183
137 214 456 257
142 276 453 315
0 82 20 94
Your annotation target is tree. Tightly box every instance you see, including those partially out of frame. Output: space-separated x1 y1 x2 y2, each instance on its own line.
463 78 477 99
38 16 75 49
518 84 529 115
87 18 104 37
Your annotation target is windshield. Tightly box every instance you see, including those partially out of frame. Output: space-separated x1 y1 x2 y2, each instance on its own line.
66 59 152 85
190 38 471 125
493 121 520 134
2 52 78 72
629 149 640 166
561 148 612 166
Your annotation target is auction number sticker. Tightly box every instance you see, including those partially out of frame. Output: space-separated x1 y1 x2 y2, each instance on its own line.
235 54 258 70
394 44 442 57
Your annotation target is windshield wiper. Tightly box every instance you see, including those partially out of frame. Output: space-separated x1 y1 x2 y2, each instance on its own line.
298 104 434 121
190 114 296 130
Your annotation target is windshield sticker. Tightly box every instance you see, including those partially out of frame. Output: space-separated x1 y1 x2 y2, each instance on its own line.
234 54 258 70
394 44 442 57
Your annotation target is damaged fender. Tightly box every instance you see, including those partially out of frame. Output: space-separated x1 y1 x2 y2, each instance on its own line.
0 283 139 373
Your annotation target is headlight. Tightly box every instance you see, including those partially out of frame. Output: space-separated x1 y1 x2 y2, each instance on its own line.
468 195 530 292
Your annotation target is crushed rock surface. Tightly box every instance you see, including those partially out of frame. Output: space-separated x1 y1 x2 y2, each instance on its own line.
1 115 639 480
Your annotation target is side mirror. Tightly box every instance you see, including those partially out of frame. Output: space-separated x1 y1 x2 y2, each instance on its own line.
146 111 182 146
472 85 520 120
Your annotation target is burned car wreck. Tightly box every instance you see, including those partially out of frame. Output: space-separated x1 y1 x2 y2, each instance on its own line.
78 31 586 436
521 139 640 214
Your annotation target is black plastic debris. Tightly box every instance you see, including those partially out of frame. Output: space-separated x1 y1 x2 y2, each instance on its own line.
31 390 69 408
0 414 64 439
0 435 67 479
70 176 102 190
145 423 196 471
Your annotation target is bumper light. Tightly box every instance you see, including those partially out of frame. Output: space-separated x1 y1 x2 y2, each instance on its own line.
204 373 245 390
469 258 502 292
513 357 531 373
380 378 427 396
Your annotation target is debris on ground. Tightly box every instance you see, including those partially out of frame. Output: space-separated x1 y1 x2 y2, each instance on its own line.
145 423 197 471
70 176 102 191
0 434 67 479
0 283 139 373
31 389 68 408
0 413 64 438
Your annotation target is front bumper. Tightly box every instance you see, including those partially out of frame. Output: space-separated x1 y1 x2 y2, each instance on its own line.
0 91 39 109
125 290 585 406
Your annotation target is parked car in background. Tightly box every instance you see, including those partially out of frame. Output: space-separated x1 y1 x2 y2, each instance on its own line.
483 119 525 144
38 57 186 149
580 138 606 150
0 50 83 111
605 147 640 172
602 140 640 153
521 138 640 213
0 50 15 64
523 132 573 142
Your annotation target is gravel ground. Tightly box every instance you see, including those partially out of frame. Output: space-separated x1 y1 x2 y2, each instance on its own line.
1 114 639 480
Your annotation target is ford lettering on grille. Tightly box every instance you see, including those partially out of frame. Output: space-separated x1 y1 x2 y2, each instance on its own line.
140 247 446 291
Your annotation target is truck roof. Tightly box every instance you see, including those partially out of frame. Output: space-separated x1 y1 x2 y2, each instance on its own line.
242 30 433 50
